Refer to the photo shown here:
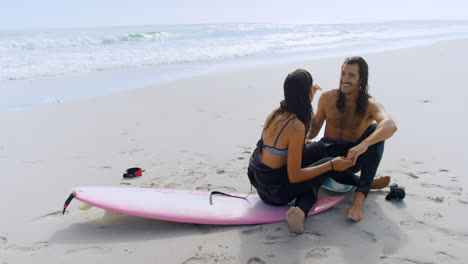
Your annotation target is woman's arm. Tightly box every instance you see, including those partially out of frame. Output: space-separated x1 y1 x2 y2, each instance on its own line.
287 119 353 183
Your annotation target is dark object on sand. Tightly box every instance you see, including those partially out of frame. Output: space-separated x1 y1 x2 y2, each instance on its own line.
123 167 144 178
385 184 405 201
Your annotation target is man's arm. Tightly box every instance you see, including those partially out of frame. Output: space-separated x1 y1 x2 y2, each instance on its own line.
308 92 327 139
362 101 397 146
347 100 397 165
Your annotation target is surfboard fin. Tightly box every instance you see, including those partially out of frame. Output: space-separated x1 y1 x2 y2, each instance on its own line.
78 203 94 211
62 192 76 215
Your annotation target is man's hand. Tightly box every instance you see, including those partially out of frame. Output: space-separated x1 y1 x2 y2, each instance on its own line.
346 142 369 165
331 157 353 171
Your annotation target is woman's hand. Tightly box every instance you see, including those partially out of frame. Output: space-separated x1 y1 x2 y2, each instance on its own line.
312 84 322 94
310 84 322 102
331 157 353 171
312 84 322 95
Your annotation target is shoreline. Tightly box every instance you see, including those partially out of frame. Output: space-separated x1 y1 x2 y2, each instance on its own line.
2 36 468 113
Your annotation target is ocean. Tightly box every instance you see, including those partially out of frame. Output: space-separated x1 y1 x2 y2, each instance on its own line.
1 20 468 111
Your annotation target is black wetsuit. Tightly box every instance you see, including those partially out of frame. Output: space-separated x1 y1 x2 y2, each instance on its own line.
301 123 385 197
247 118 336 216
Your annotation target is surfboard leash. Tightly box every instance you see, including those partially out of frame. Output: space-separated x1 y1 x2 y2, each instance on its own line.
154 166 184 188
62 191 76 215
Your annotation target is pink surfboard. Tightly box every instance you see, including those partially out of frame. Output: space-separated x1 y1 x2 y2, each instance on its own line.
66 186 343 225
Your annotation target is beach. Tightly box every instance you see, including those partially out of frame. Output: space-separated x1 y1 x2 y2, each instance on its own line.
1 37 468 263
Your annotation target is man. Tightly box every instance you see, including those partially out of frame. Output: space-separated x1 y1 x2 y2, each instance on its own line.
308 56 397 221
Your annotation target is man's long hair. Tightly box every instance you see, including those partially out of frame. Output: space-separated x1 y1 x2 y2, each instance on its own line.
264 69 313 134
336 56 369 116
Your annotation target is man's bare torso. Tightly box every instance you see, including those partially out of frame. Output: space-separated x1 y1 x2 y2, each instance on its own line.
323 90 374 142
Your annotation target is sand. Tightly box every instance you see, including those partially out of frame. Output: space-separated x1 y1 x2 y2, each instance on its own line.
0 38 467 263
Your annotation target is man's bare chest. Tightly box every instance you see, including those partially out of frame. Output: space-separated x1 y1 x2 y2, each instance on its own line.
324 107 373 141
327 108 364 129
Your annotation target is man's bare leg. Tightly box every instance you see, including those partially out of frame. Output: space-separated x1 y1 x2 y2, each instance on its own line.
286 207 305 233
347 177 390 221
371 176 391 189
347 191 365 221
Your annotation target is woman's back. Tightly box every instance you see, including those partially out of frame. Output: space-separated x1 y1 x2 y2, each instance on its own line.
260 110 301 169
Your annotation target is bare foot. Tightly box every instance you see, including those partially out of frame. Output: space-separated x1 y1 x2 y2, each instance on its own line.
371 176 391 189
286 207 305 233
347 192 365 222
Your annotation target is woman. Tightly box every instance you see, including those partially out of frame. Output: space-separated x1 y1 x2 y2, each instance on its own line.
247 69 353 233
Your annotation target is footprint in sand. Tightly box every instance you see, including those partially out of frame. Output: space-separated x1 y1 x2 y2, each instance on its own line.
421 183 444 189
183 253 233 264
0 236 7 248
6 241 48 253
363 231 377 243
163 182 181 189
215 186 237 192
247 257 267 264
449 187 463 196
263 235 291 245
399 171 419 179
305 247 330 259
196 184 213 191
303 231 325 237
435 251 460 263
421 183 462 196
204 186 239 203
427 196 444 203
436 227 468 242
241 226 263 235
380 256 434 263
64 246 111 255
399 220 424 229
182 256 209 264
424 211 443 219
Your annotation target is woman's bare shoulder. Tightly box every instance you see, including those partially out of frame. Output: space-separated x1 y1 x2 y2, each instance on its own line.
289 117 305 133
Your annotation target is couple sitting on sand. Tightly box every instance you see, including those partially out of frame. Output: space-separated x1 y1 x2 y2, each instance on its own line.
247 56 397 233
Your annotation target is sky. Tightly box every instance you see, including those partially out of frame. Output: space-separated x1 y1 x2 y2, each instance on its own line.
1 0 467 30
